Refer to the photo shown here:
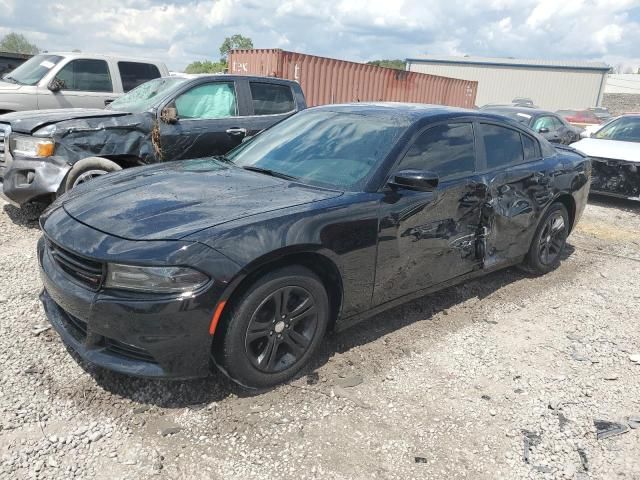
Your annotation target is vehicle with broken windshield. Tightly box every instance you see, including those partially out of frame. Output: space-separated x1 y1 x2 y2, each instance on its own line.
0 52 168 113
571 114 640 200
0 74 306 206
38 103 590 389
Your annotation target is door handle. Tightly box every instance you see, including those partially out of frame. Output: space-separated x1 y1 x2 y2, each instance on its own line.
226 128 247 136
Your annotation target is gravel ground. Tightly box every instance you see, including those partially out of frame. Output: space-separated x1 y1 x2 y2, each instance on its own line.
1 195 639 480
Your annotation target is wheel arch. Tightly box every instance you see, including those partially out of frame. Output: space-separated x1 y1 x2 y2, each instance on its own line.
552 192 576 233
70 155 144 170
212 246 344 342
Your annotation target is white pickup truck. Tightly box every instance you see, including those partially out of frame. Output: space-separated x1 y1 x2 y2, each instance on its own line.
0 52 169 113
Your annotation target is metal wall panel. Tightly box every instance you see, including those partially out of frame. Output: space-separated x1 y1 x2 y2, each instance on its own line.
228 49 477 108
406 61 608 110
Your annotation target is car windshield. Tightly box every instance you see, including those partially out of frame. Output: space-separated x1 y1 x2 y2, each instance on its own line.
108 77 188 113
2 54 64 86
593 117 640 143
227 109 409 191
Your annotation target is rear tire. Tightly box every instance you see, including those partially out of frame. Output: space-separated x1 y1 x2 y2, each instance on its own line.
63 157 121 193
217 266 329 389
524 202 569 275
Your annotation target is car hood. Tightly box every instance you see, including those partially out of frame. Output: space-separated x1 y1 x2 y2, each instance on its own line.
0 108 129 134
571 138 640 163
0 80 23 91
60 158 342 241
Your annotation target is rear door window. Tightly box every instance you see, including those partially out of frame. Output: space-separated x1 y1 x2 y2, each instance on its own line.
55 59 113 92
249 82 295 115
118 62 161 92
397 123 476 178
175 82 237 119
480 123 524 169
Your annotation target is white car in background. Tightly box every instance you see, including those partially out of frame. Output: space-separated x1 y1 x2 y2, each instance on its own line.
571 114 640 200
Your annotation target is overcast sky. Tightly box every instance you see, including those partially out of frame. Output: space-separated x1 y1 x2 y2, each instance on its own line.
1 0 639 71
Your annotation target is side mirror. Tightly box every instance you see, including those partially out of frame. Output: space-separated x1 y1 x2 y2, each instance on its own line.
160 105 178 124
388 170 439 192
48 78 64 92
538 127 549 134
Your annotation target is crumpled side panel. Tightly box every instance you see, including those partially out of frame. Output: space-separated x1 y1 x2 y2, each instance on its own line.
51 113 158 165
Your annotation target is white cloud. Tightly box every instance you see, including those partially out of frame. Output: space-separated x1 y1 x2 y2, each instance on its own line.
0 0 638 71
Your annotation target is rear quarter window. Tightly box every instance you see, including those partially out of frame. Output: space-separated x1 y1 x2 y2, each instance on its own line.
118 62 161 92
249 82 295 115
522 134 541 161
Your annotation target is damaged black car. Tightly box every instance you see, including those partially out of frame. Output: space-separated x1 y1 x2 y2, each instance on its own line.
38 104 590 389
0 75 306 206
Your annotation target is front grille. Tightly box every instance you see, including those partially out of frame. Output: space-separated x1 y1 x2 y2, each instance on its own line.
105 338 157 364
47 239 104 290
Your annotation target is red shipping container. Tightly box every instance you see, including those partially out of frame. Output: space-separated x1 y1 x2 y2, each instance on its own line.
228 49 477 108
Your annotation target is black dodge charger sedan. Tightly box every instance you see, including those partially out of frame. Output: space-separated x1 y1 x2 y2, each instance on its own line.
38 104 590 389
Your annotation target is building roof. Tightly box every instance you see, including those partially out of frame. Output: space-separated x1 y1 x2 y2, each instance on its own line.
405 55 611 72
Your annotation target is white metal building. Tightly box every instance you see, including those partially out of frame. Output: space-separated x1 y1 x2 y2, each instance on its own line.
604 74 640 94
406 56 610 111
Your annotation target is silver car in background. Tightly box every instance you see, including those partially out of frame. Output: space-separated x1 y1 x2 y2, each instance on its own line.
0 52 168 113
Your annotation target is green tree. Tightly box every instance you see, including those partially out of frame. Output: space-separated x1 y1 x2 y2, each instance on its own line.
0 33 39 55
366 59 405 70
184 60 227 74
219 34 253 60
184 34 254 73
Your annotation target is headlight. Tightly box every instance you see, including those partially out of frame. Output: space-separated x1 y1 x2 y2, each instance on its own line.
12 136 55 157
105 263 209 293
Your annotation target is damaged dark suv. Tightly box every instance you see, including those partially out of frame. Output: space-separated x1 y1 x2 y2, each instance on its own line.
0 75 306 206
38 104 590 389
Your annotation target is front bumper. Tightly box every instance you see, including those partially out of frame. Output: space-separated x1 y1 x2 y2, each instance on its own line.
37 209 240 379
590 157 640 200
0 152 70 206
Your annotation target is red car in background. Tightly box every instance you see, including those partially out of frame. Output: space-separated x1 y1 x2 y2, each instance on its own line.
556 109 602 127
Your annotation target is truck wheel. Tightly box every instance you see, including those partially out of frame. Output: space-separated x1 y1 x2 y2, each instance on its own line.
64 157 122 192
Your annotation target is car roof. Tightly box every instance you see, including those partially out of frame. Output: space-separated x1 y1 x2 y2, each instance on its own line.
168 73 300 85
481 106 556 117
303 103 541 130
42 52 164 64
309 102 474 119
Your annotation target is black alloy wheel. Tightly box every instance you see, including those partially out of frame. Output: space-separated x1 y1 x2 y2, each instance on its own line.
538 212 566 266
524 202 569 274
245 286 318 373
216 265 329 389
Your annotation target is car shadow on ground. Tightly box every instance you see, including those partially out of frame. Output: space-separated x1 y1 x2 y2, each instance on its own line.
588 194 640 213
86 244 576 408
2 203 46 229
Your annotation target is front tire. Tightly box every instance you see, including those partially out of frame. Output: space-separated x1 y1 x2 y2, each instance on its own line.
217 266 329 389
524 202 569 274
63 157 122 193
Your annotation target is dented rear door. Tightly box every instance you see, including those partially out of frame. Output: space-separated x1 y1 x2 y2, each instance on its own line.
476 122 553 268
